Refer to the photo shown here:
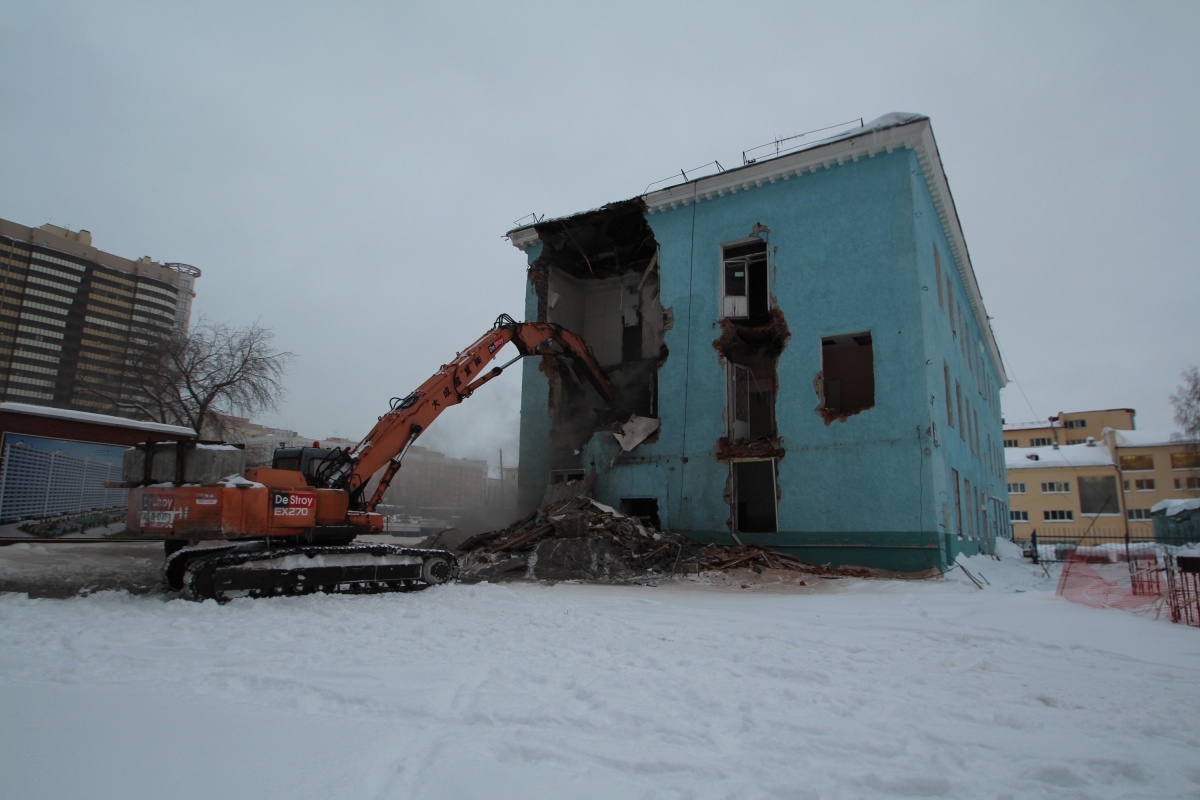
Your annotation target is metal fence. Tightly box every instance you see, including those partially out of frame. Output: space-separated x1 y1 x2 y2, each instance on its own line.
1017 527 1152 564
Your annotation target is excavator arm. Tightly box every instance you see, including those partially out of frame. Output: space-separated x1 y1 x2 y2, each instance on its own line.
318 314 613 512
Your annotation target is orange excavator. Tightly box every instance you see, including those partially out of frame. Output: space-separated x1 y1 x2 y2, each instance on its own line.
123 315 614 601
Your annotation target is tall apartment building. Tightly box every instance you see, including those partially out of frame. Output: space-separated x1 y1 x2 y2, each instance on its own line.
1004 409 1200 544
0 218 199 416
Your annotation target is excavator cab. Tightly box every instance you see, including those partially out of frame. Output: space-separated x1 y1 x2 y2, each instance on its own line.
272 446 333 487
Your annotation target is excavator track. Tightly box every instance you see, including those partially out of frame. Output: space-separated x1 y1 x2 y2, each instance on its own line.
176 544 458 602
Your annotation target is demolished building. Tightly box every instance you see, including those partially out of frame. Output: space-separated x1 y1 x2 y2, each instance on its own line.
506 113 1008 573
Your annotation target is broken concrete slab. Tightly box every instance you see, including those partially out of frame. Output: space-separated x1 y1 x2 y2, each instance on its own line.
613 414 661 452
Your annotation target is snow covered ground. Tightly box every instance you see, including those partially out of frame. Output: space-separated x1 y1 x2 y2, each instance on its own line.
1 541 1198 800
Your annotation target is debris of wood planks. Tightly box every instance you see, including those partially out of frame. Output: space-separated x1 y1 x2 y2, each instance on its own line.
457 495 872 583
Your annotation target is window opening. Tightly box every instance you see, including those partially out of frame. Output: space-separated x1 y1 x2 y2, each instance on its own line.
620 498 661 529
965 479 975 540
1119 454 1154 471
952 468 963 539
729 362 776 440
944 362 954 427
934 247 943 308
1170 452 1200 469
549 469 586 485
721 241 768 321
731 459 777 533
819 331 874 421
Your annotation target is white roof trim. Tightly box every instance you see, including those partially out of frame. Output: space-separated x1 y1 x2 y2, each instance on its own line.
508 227 540 252
0 402 197 437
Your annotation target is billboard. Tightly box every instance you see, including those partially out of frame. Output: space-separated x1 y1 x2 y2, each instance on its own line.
0 432 131 540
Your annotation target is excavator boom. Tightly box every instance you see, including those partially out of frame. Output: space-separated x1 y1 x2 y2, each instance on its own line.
124 314 612 601
322 314 613 512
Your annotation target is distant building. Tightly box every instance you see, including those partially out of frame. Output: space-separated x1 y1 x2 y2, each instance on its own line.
0 218 200 416
1002 408 1136 448
1004 409 1200 543
381 445 488 517
507 113 1007 573
212 413 307 466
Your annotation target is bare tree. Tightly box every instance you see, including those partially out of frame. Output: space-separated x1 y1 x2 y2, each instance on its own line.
113 321 293 437
1171 365 1200 440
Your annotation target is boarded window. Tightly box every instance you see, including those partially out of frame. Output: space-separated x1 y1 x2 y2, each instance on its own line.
820 332 874 417
1079 476 1118 515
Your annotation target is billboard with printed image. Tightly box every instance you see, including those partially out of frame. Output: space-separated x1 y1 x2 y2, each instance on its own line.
0 432 131 540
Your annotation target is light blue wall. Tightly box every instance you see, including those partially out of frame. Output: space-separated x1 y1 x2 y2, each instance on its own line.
518 148 1005 571
909 172 1008 560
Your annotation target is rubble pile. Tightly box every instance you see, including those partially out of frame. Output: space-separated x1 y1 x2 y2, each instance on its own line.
453 495 872 584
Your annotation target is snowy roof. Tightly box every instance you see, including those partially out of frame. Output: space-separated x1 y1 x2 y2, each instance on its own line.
1003 420 1059 431
1108 429 1197 448
1151 498 1200 516
1003 409 1137 432
1005 441 1114 470
0 402 196 436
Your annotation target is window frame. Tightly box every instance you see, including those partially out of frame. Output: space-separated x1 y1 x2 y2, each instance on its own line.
720 240 768 320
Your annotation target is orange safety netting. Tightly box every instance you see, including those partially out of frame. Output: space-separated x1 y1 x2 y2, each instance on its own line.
1056 549 1163 610
1057 550 1200 627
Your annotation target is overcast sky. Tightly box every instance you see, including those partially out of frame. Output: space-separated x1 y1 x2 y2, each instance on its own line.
3 1 1198 464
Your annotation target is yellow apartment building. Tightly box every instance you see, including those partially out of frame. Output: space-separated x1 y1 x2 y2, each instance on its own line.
1004 409 1200 544
1002 408 1135 448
